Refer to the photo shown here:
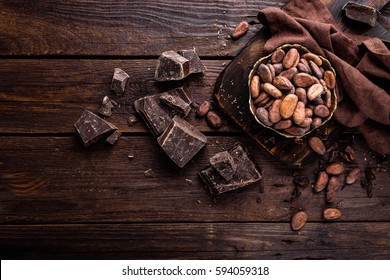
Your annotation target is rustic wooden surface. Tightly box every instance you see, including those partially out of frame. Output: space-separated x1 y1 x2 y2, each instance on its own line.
0 0 389 259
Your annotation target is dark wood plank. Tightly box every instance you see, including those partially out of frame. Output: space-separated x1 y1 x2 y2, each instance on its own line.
0 59 239 133
1 222 389 259
1 135 388 223
0 0 286 56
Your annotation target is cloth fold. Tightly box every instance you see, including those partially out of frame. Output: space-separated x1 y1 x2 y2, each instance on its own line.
258 0 390 154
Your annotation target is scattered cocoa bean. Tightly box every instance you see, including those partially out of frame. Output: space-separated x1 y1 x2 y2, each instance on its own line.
327 176 341 192
326 191 336 204
291 211 308 231
206 111 222 129
323 208 341 220
309 136 326 155
345 167 361 185
314 171 329 192
271 49 286 63
326 162 344 175
197 100 210 117
231 21 249 39
340 145 356 162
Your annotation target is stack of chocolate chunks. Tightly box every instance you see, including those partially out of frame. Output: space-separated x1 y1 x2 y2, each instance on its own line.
135 49 207 168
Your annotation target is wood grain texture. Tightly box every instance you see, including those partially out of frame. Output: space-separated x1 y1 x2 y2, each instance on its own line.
0 59 239 133
0 0 286 56
1 223 389 259
1 135 388 223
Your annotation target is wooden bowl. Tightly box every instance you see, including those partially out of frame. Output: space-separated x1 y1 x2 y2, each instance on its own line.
248 44 337 138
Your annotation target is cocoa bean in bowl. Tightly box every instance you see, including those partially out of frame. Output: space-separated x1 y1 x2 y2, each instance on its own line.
249 44 337 138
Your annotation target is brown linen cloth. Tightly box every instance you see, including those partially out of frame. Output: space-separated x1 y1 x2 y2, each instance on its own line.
257 0 390 154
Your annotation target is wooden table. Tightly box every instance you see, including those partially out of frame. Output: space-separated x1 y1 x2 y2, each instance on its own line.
1 0 389 259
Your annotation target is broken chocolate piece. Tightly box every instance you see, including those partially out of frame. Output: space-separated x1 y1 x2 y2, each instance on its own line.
74 110 117 147
160 92 191 117
177 48 206 74
106 130 121 145
134 88 192 135
209 151 237 182
98 96 114 117
199 143 262 194
343 2 380 27
155 51 190 81
111 68 129 95
157 116 207 168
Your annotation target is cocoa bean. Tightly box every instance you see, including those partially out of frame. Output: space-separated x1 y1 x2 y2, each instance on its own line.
253 92 269 105
257 96 271 107
273 63 283 75
307 84 324 101
286 85 296 95
323 208 341 220
312 97 324 105
305 108 313 117
300 58 310 69
309 136 326 155
340 145 356 162
293 73 315 87
269 99 282 123
314 171 329 192
280 67 298 80
206 111 222 129
197 100 210 117
273 119 292 129
345 167 361 185
297 63 311 74
298 117 312 128
271 49 286 63
231 21 249 39
284 125 309 136
320 79 327 88
327 176 341 192
280 94 298 119
295 87 307 105
293 101 305 125
256 107 273 126
283 48 300 69
311 117 322 128
268 64 276 80
314 105 330 118
263 83 282 98
323 89 332 108
302 53 322 66
258 64 273 83
326 191 336 204
250 75 260 99
262 98 274 109
291 211 308 231
326 162 344 175
273 75 293 90
324 70 336 89
309 60 323 79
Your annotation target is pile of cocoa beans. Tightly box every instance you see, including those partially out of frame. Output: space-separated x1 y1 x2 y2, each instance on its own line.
250 46 336 136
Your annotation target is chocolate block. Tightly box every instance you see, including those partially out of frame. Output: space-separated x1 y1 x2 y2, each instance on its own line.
134 88 192 135
209 151 237 181
155 51 190 81
160 92 191 117
342 2 380 27
98 96 114 117
106 130 121 145
111 68 129 95
199 143 262 194
157 116 207 168
74 110 117 147
177 48 207 74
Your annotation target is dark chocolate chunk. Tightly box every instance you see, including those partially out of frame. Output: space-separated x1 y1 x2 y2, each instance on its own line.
134 88 192 135
177 48 207 74
154 51 190 81
98 96 114 117
160 92 191 117
106 130 121 145
209 151 237 181
157 116 207 168
199 143 262 194
342 2 380 27
74 110 117 147
111 68 129 95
